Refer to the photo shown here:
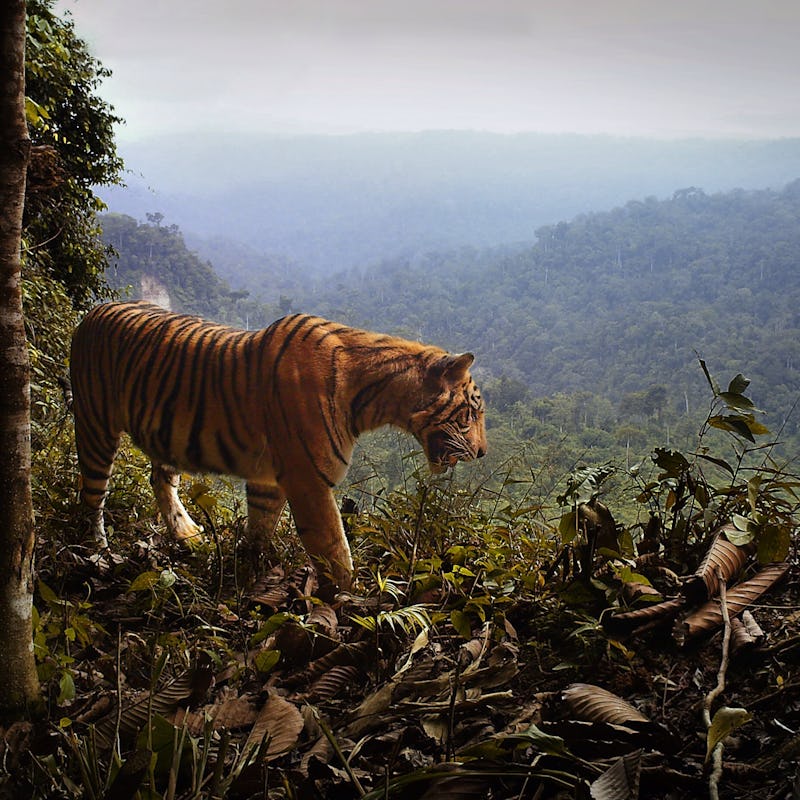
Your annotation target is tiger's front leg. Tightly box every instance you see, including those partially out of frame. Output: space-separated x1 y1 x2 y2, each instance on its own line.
283 481 354 593
150 462 202 544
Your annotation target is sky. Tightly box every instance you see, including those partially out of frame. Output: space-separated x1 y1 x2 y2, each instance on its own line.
54 0 800 143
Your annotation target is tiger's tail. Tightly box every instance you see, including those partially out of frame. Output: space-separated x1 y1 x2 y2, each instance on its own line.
58 374 73 411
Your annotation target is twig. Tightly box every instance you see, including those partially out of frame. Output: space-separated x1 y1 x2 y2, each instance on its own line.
406 484 428 593
660 663 678 717
313 705 366 797
704 567 732 800
196 501 224 600
445 659 462 763
114 625 124 764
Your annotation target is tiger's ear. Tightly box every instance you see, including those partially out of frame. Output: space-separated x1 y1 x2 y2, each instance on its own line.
429 352 475 385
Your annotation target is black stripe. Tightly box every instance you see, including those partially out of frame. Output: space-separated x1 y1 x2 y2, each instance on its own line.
215 431 238 473
316 398 349 465
152 325 199 456
215 334 251 456
184 328 220 465
270 316 318 434
350 374 399 427
298 436 337 487
270 315 310 381
79 466 112 482
129 316 196 434
315 323 350 346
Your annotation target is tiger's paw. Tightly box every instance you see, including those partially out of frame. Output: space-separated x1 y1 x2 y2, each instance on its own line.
177 529 206 551
168 515 205 550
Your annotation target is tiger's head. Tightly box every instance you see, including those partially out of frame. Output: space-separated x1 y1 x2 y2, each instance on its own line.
410 352 487 474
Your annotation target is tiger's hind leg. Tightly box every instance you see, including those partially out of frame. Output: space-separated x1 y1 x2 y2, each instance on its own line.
150 462 202 545
74 418 119 549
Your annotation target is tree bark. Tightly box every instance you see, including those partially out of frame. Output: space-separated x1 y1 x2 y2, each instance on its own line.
0 0 43 718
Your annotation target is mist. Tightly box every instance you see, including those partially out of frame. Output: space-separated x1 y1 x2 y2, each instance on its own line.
104 131 800 275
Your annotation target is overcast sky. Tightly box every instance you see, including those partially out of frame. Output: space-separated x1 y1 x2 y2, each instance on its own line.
54 0 800 142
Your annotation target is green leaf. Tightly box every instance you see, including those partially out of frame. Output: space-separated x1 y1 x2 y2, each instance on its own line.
727 374 750 395
157 569 177 589
708 415 756 443
718 391 755 411
128 571 161 593
731 514 752 533
137 715 181 776
559 580 602 609
729 514 756 545
38 580 58 605
746 418 770 436
189 481 217 512
698 357 720 395
518 723 570 756
696 453 735 477
350 614 376 632
706 707 751 761
559 510 578 543
251 612 295 644
617 566 651 586
757 525 791 564
58 670 75 704
254 649 281 675
25 96 51 125
746 476 762 513
652 448 690 477
725 525 754 546
450 609 472 639
617 528 635 558
457 739 509 760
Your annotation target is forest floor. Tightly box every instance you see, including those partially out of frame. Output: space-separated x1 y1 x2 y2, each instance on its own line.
2 485 800 800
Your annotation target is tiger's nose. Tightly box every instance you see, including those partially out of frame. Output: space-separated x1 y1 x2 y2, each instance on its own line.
476 445 487 459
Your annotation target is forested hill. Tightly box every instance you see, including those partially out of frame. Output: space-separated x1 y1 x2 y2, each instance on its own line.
295 180 800 436
100 179 800 439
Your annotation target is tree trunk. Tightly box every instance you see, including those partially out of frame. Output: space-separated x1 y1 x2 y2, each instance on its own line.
0 0 43 719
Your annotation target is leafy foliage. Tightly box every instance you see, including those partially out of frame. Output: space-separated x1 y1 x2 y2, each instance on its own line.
24 0 123 308
21 1 127 539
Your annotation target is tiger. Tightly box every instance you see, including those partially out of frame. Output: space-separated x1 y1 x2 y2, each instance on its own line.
69 301 487 590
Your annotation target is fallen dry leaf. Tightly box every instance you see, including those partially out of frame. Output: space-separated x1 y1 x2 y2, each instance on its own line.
682 526 753 604
242 692 304 761
177 691 259 735
730 610 766 654
562 683 650 726
590 749 642 800
603 597 686 636
676 562 790 644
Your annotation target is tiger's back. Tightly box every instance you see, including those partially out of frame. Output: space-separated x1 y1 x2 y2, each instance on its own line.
71 301 487 589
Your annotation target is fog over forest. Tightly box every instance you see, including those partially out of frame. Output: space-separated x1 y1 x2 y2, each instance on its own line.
104 132 800 275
